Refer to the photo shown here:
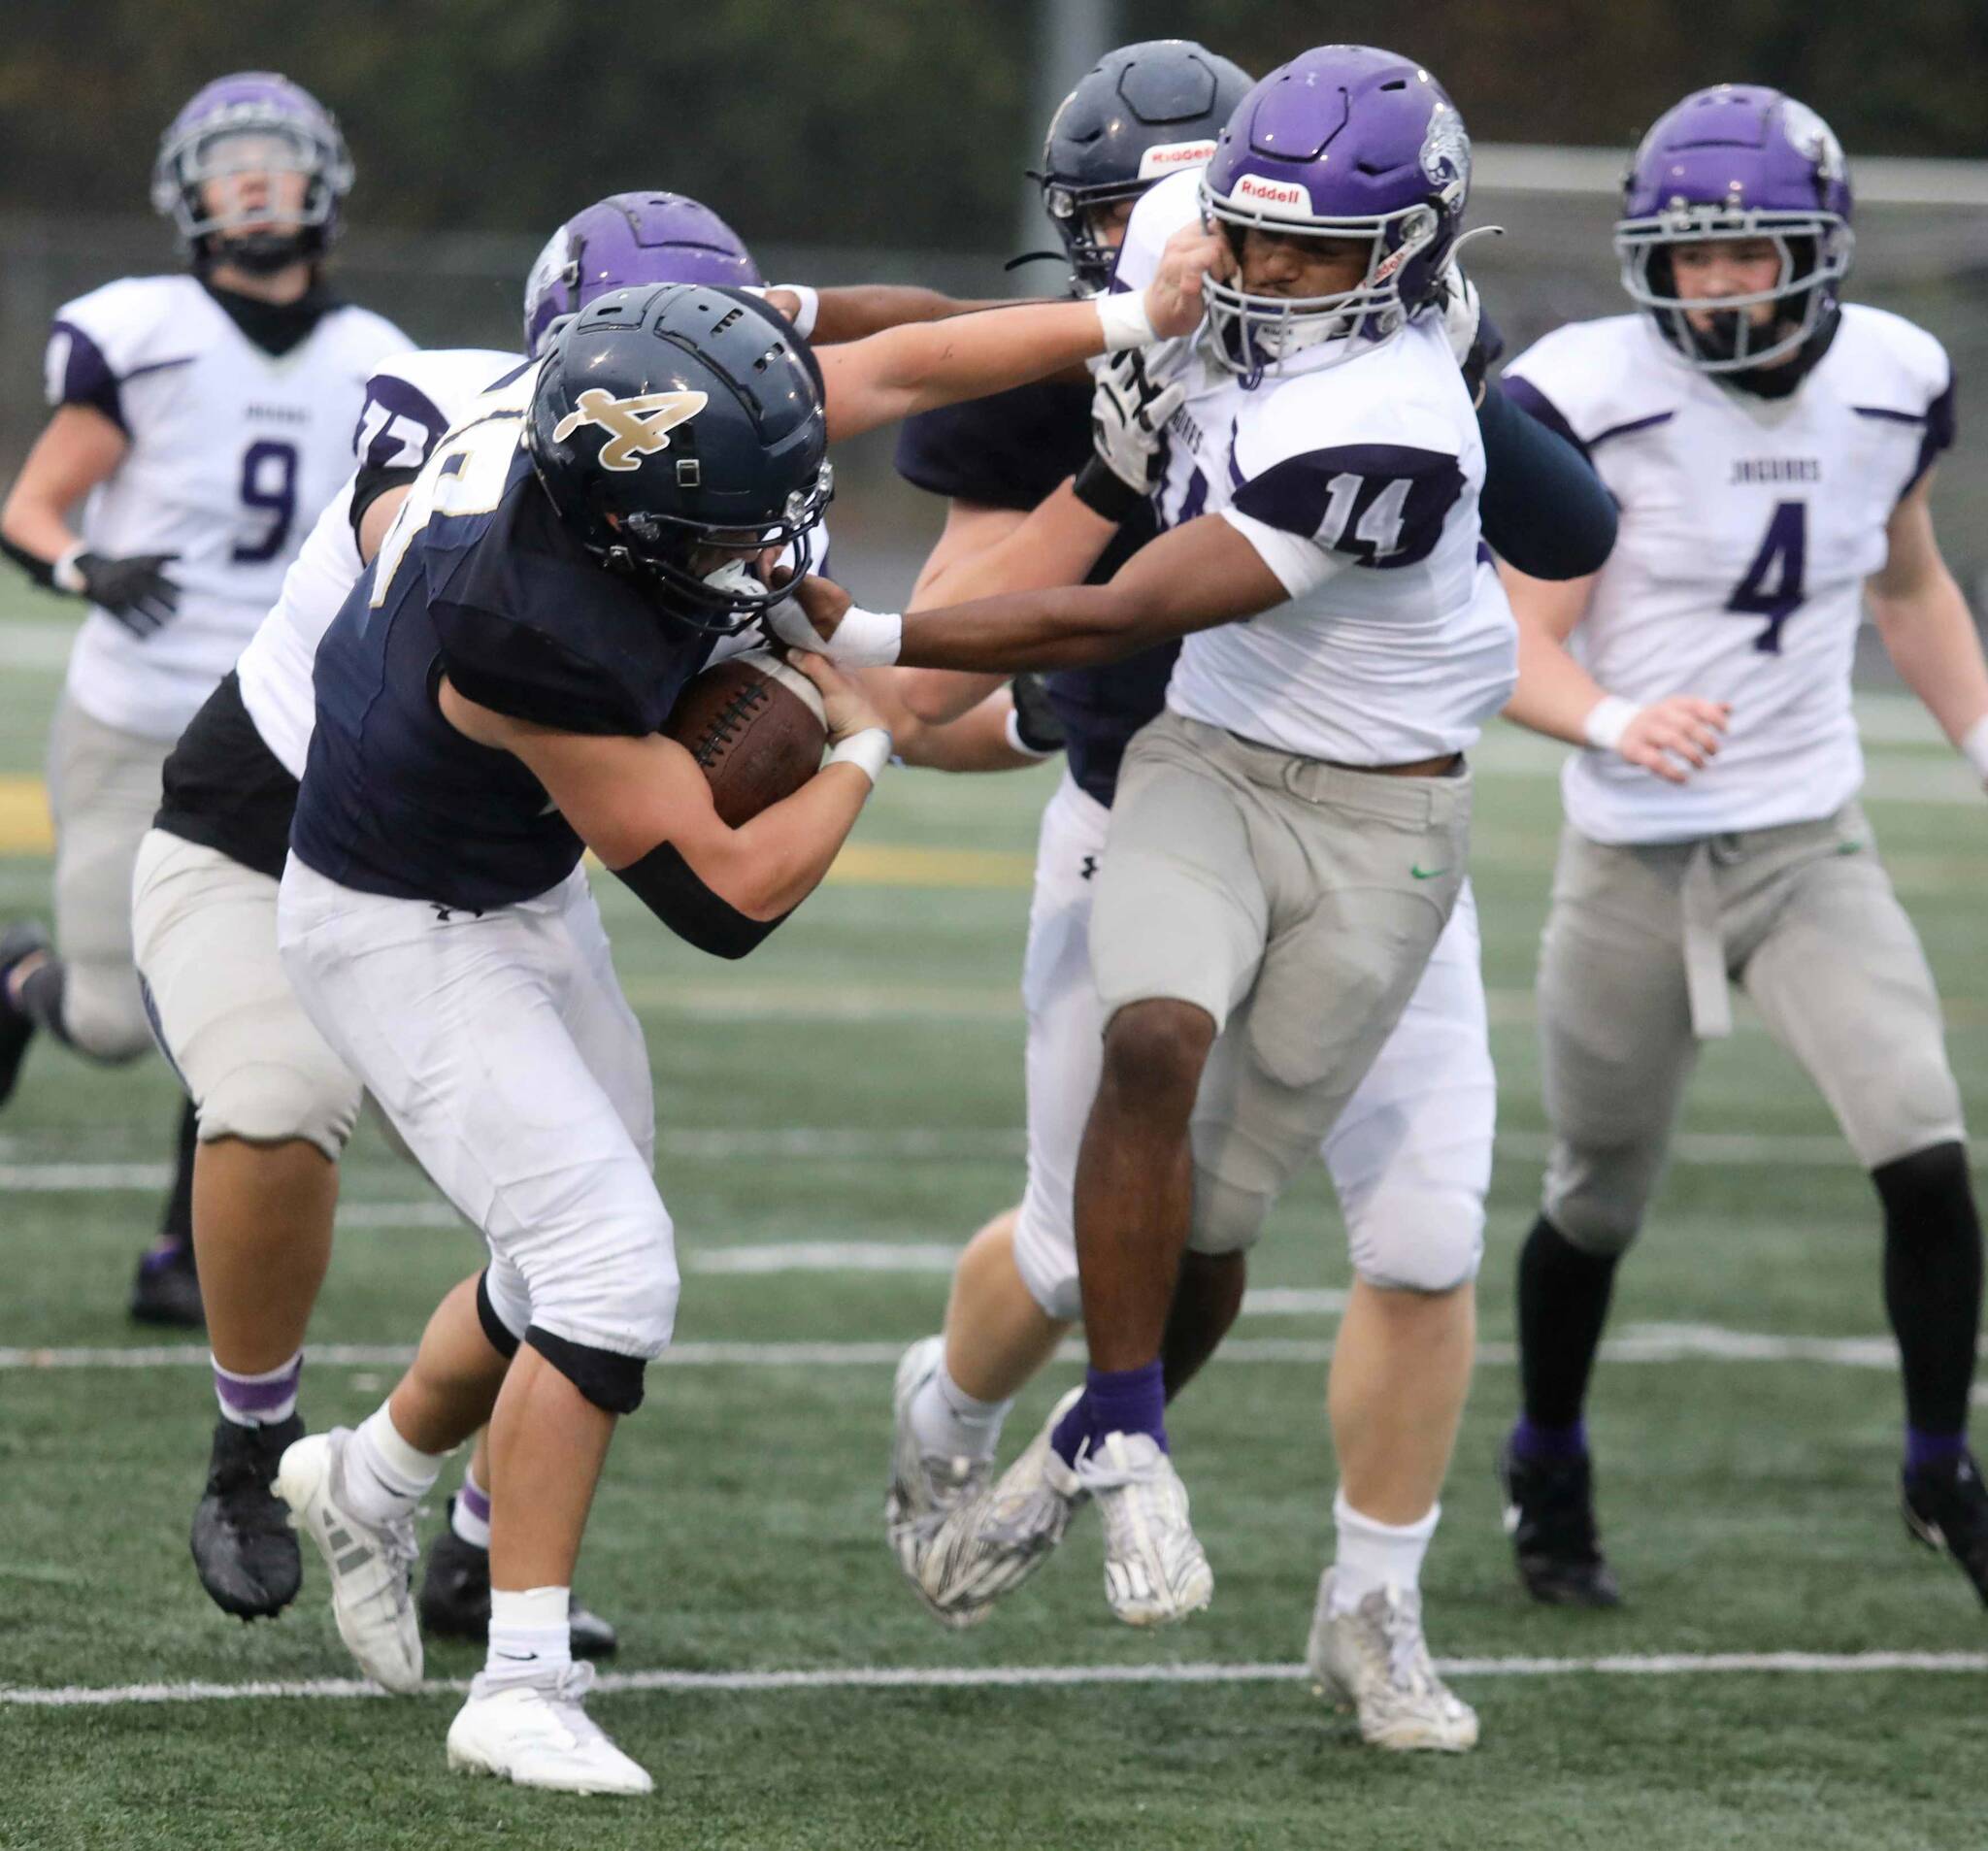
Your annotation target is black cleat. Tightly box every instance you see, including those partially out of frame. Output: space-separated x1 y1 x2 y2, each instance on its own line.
1903 1452 1988 1607
418 1500 620 1659
1497 1437 1622 1608
0 921 50 1109
130 1239 204 1328
191 1413 305 1619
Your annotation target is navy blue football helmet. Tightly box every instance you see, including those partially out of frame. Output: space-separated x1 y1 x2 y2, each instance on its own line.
1036 39 1253 293
526 283 831 635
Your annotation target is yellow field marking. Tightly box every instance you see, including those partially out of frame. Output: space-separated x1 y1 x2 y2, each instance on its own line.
0 776 1035 893
0 777 51 854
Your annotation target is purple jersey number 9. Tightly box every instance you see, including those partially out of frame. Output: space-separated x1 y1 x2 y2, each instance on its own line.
232 439 300 565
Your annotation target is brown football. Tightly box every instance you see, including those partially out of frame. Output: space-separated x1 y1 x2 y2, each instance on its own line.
663 648 828 827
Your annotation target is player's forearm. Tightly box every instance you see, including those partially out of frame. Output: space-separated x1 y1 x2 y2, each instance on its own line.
812 285 1008 345
826 299 1117 441
898 689 1037 774
912 480 1118 611
0 488 81 575
1502 607 1617 747
720 762 877 917
896 582 1154 673
1872 571 1988 755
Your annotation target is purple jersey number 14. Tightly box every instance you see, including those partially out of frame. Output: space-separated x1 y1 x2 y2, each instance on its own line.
1726 499 1807 654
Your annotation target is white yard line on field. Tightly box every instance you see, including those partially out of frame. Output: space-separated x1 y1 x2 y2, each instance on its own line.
0 1321 1925 1374
3 1649 1983 1709
1 1123 1946 1197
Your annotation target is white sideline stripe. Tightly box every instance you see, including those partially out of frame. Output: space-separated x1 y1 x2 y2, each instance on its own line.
5 1125 1963 1196
5 1649 1984 1709
0 1322 1923 1373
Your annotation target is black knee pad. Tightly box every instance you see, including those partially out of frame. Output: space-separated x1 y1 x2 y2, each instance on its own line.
525 1325 647 1415
475 1271 523 1359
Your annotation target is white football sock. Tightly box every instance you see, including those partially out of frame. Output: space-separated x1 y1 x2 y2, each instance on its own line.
1330 1489 1440 1612
451 1465 493 1549
908 1355 1011 1462
485 1584 572 1687
341 1405 446 1529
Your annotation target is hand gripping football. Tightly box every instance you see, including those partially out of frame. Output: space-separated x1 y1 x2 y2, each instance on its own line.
663 648 828 826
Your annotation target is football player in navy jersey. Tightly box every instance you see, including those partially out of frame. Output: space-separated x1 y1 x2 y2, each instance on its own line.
0 74 407 1327
262 242 1221 1790
129 188 1048 1649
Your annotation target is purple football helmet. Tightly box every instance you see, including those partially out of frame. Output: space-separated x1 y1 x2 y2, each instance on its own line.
1199 46 1471 378
1616 84 1855 376
523 193 764 358
150 73 352 268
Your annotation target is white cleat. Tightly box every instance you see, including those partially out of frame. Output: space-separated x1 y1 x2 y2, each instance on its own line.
918 1384 1088 1625
275 1429 422 1695
447 1663 652 1796
1306 1570 1479 1753
1076 1430 1212 1628
884 1338 992 1628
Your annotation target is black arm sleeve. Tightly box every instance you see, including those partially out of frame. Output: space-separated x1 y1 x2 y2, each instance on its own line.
613 842 789 960
1475 380 1618 581
349 464 421 544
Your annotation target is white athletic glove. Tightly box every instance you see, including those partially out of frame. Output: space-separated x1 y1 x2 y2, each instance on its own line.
1074 350 1182 521
1436 265 1498 406
764 593 903 668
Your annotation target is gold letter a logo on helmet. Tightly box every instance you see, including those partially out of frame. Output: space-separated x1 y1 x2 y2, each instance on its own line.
552 387 710 472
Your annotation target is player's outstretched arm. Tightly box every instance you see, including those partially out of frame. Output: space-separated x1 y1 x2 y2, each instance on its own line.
806 286 1009 345
1866 473 1988 786
814 222 1221 442
438 662 884 939
0 405 179 633
1498 563 1728 784
772 512 1286 674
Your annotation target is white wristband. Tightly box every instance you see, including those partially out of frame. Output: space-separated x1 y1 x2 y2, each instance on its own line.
827 727 892 786
1582 694 1641 752
766 598 902 668
771 282 819 340
51 542 87 595
1094 289 1157 353
1963 713 1988 785
1004 707 1056 761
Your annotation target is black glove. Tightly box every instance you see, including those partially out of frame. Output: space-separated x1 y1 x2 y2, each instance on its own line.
1010 672 1067 757
69 552 181 636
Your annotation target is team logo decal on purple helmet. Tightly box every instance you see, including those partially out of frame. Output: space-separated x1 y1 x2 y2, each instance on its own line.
150 73 353 268
1615 83 1855 376
523 192 765 358
1199 46 1472 380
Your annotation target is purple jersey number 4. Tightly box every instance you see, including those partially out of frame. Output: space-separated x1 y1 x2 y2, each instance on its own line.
1726 499 1806 653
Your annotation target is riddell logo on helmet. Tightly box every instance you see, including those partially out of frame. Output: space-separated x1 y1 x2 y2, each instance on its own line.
1137 140 1218 179
1231 173 1313 216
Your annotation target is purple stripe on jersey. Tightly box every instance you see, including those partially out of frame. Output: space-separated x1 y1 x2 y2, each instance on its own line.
1500 374 1587 460
1906 375 1958 498
351 372 451 473
1229 443 1466 569
1850 405 1927 426
48 319 124 431
1586 411 1674 449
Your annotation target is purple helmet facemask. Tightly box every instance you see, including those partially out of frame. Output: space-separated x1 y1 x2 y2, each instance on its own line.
150 73 352 266
1616 85 1855 376
523 192 765 357
1199 46 1471 380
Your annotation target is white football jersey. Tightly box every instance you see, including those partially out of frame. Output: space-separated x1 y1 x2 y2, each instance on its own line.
236 347 521 777
1505 307 1954 843
48 275 409 740
235 345 826 777
1113 174 1517 765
